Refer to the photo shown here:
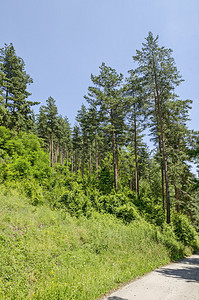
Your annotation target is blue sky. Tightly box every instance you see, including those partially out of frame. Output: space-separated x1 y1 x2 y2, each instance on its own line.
1 0 199 131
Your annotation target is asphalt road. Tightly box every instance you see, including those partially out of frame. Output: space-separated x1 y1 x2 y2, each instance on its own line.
102 253 199 300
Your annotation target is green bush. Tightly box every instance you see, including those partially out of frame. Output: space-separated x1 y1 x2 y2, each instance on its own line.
0 126 51 182
60 183 92 217
172 213 199 251
159 223 184 260
115 204 141 223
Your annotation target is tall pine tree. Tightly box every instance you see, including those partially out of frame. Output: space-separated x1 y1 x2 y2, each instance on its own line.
84 63 126 191
133 32 183 223
0 43 38 131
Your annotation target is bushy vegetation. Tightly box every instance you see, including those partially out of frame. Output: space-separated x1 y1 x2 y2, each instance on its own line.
0 187 198 300
0 139 198 299
0 126 51 183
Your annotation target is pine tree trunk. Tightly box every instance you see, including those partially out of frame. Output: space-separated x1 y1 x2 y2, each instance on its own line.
5 87 8 106
81 145 85 178
66 151 69 167
89 150 92 174
75 149 78 173
134 107 139 196
175 186 180 212
71 155 74 174
116 144 119 186
55 144 59 163
153 66 171 224
49 140 51 167
161 162 166 209
95 138 99 179
110 109 118 192
158 136 166 210
96 155 99 179
3 88 9 126
154 91 165 210
51 132 54 167
60 147 63 165
129 179 132 190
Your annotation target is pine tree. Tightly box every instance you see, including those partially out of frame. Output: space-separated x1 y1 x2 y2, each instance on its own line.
0 43 38 131
76 105 89 177
72 124 82 174
56 115 71 165
124 73 146 195
37 106 49 146
84 63 126 191
0 70 9 125
133 32 183 223
164 99 196 211
37 97 58 167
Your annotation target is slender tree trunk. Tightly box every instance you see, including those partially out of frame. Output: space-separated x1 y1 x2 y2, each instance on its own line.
55 144 59 163
161 161 166 210
134 106 139 196
110 109 118 192
71 155 74 174
175 186 180 212
158 135 166 210
51 132 54 167
108 155 111 172
75 149 78 173
5 87 8 106
129 179 133 191
95 138 99 179
81 144 85 178
154 91 165 209
96 153 99 179
116 144 119 187
89 149 92 174
66 151 69 167
153 65 171 224
3 88 9 126
60 147 63 165
49 140 51 167
96 144 99 179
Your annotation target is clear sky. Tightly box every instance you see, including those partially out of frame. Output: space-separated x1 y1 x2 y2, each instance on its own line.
1 0 199 131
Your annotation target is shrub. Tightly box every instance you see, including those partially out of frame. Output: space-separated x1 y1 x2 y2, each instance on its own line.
115 204 141 223
60 183 92 217
172 213 199 251
159 223 184 260
0 127 51 183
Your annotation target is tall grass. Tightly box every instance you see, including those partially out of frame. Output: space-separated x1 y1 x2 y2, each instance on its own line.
0 187 191 299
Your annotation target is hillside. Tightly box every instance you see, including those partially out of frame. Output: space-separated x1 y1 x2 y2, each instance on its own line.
0 187 198 300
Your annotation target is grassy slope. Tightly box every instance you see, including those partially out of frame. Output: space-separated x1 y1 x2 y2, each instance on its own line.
0 188 184 300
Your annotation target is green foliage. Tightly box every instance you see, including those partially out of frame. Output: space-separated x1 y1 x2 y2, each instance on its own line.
0 126 51 183
97 193 138 220
172 213 199 250
115 204 141 223
22 180 44 206
157 223 184 260
132 180 165 226
56 179 141 223
0 188 192 300
0 43 38 131
60 182 92 217
98 157 114 193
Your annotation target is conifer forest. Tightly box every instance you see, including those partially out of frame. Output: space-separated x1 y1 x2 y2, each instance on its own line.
0 33 198 299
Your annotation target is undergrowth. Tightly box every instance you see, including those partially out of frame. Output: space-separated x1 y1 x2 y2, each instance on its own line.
0 187 198 299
